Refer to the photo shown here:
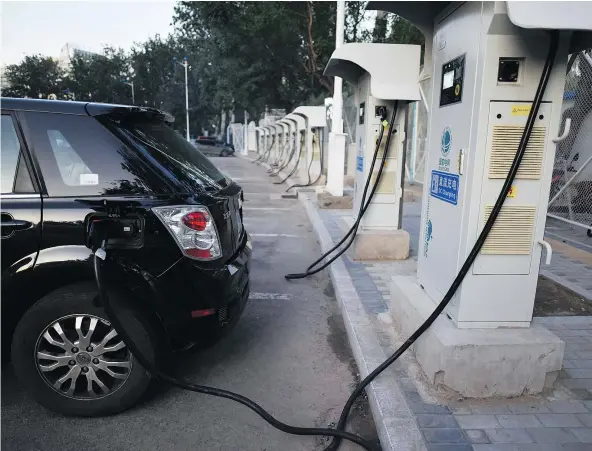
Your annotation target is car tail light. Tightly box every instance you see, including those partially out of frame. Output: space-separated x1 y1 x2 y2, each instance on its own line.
153 206 221 260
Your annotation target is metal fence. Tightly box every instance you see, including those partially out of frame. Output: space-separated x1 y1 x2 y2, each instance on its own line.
547 50 592 231
404 74 431 185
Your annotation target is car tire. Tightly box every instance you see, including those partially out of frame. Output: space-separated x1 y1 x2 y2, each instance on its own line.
11 282 158 417
220 149 229 157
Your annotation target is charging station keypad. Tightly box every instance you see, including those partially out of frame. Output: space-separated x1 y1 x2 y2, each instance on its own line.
440 54 465 107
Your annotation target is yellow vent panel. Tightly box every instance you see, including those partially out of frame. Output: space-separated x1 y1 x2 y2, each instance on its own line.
481 205 536 255
489 125 546 179
370 171 396 194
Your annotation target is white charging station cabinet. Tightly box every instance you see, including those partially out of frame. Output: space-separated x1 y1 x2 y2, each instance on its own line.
293 106 327 184
324 43 420 259
412 2 583 328
365 0 592 396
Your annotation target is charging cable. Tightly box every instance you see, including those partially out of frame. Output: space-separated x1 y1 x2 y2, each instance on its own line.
90 30 558 451
287 131 323 192
285 102 398 280
275 133 306 185
322 30 559 451
91 225 377 451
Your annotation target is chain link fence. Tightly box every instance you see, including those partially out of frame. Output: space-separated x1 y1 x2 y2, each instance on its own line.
547 50 592 231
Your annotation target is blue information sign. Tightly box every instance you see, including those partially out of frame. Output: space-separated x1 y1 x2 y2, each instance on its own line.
356 156 364 172
430 170 459 205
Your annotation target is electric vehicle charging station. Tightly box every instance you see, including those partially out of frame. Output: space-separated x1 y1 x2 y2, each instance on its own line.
293 106 327 185
282 113 307 180
271 122 282 165
366 1 592 397
324 43 421 260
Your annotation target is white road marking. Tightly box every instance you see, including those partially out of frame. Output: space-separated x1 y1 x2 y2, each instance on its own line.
249 292 293 300
250 233 301 238
243 207 290 211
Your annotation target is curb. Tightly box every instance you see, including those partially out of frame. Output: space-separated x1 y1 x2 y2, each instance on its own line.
540 270 592 302
298 194 426 451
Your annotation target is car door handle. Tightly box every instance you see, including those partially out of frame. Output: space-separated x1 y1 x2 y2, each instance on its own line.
1 217 32 231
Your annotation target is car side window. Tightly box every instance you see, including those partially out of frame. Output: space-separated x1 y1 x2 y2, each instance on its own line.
1 115 22 194
22 112 158 197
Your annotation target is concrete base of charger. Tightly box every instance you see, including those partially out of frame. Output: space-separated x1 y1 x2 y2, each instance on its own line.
389 275 565 398
339 216 410 261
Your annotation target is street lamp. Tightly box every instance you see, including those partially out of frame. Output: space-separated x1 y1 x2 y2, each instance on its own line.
121 80 135 104
174 56 190 142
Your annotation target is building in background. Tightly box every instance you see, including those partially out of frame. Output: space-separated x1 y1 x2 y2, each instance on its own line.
0 65 10 90
58 43 97 70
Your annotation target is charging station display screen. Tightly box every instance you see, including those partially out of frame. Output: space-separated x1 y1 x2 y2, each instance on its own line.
440 54 465 107
443 70 454 90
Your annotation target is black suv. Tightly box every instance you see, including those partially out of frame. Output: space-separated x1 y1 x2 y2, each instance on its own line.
1 98 251 416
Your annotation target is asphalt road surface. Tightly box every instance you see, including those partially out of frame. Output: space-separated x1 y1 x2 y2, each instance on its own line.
1 155 380 451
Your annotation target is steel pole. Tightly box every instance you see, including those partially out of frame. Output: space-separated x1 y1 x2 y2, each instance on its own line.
184 60 190 142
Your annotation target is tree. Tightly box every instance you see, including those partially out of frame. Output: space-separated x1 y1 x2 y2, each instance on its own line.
1 55 66 99
173 1 338 117
67 47 131 103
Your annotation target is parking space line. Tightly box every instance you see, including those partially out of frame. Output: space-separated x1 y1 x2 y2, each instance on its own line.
243 207 290 211
250 233 301 238
249 292 293 300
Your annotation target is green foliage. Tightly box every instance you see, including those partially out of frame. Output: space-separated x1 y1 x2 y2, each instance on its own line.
67 47 131 103
1 2 425 133
173 1 337 117
1 55 66 99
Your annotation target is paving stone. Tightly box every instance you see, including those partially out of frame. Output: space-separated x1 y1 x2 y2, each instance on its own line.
535 414 584 427
417 414 460 428
561 360 578 369
526 428 578 443
484 429 534 443
471 445 520 451
450 405 473 415
425 445 473 451
569 428 592 442
497 415 543 428
575 352 592 359
508 404 551 414
582 401 592 411
456 415 501 429
562 443 592 451
465 429 491 444
562 337 592 344
567 389 592 401
575 413 592 427
561 379 592 390
546 400 590 414
408 401 452 415
566 369 592 379
515 444 565 451
471 405 513 415
422 428 467 444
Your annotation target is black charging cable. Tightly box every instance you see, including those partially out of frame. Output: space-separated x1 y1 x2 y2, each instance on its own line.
91 228 377 450
285 102 397 280
90 31 557 451
254 136 275 165
322 30 559 451
270 138 297 177
275 133 305 184
287 131 324 191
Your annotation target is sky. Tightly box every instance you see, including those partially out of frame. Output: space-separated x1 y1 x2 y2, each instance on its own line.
1 1 176 65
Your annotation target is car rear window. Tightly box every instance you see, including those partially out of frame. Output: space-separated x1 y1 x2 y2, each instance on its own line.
106 116 228 192
22 111 165 197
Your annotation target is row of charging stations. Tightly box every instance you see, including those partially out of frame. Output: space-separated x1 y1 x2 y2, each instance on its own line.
328 0 591 397
255 107 327 184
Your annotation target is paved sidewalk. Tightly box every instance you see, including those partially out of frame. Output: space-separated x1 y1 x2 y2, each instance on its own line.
301 193 592 451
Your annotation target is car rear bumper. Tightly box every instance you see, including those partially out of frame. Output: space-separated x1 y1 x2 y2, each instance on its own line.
149 232 252 347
